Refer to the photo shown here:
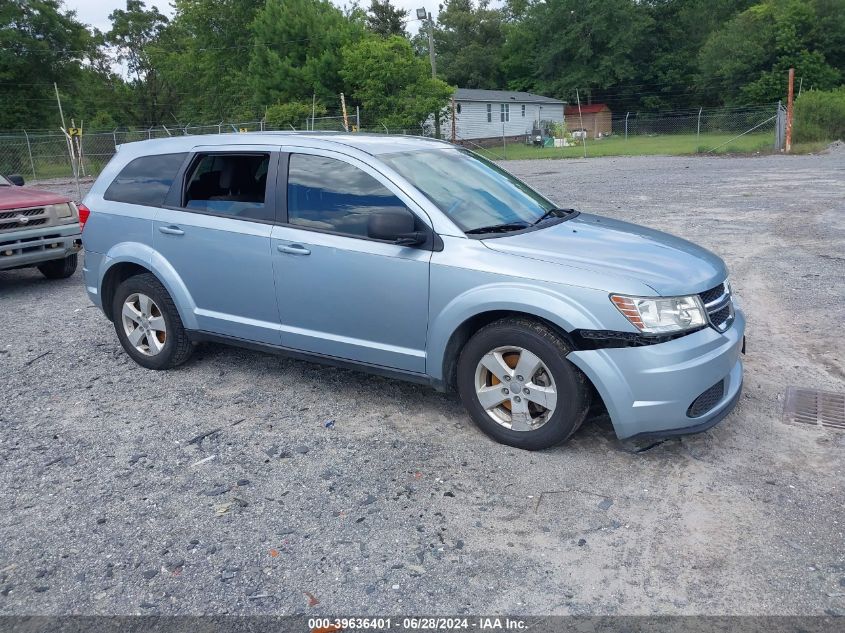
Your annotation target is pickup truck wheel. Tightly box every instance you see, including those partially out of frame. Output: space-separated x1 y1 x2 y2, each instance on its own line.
37 253 77 279
457 317 591 450
112 273 192 370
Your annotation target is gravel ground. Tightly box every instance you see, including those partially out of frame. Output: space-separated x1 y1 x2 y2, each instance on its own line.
1 151 844 616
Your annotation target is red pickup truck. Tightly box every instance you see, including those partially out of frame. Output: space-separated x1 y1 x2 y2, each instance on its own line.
0 174 83 279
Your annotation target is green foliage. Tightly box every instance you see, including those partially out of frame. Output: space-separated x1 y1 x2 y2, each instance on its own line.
3 0 845 132
107 0 171 125
502 0 653 103
367 1 408 37
699 0 842 104
428 0 507 90
153 0 265 122
248 0 363 107
793 87 845 142
265 100 327 129
0 0 100 129
340 36 454 130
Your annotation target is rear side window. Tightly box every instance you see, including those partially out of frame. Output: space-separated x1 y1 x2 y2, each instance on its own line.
104 153 187 206
182 153 271 221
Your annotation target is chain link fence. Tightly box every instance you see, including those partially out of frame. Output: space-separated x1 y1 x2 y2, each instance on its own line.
0 103 788 181
0 108 439 182
475 103 786 159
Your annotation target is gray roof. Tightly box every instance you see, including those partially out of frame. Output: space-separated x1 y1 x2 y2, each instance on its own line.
454 88 564 104
116 132 452 157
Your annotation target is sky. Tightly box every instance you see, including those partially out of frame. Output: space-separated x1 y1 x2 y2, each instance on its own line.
61 0 435 36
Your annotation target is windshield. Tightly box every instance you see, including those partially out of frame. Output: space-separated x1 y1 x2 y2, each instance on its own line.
380 148 556 233
0 175 10 186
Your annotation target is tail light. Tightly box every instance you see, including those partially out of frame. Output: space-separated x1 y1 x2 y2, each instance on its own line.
78 203 91 231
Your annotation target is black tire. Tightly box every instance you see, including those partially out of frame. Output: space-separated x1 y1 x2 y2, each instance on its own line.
456 317 591 450
111 272 193 370
37 253 77 279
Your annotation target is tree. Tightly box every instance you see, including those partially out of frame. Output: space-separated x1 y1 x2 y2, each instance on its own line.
341 35 454 130
107 0 170 125
0 0 98 129
153 1 265 123
367 0 408 37
249 0 364 107
425 0 507 90
699 0 843 104
503 0 653 103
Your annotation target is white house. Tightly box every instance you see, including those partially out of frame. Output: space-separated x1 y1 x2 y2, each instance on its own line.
443 88 566 144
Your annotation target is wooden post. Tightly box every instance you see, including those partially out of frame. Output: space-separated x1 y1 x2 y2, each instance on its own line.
785 67 794 153
340 93 349 132
450 96 456 143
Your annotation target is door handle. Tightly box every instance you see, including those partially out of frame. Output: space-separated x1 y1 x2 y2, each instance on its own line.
158 225 185 236
277 244 311 256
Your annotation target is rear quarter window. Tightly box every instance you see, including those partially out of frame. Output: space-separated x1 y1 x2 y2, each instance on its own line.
104 153 187 206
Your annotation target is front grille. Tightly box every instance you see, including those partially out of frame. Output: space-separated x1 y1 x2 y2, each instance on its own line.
0 206 50 233
0 208 44 219
687 380 725 417
698 284 725 305
698 282 734 332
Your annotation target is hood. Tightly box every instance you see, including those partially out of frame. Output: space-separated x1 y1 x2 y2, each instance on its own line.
0 185 70 210
482 213 727 296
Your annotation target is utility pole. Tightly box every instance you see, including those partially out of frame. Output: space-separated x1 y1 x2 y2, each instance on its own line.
54 82 67 131
418 7 440 139
785 67 794 153
576 88 587 159
450 96 456 143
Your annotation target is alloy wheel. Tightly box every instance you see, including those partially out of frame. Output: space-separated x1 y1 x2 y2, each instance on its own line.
474 346 557 431
121 293 167 356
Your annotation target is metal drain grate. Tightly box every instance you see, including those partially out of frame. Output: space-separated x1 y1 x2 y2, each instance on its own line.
784 387 845 430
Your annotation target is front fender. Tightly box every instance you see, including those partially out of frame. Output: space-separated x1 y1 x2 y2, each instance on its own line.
426 281 610 381
101 242 198 330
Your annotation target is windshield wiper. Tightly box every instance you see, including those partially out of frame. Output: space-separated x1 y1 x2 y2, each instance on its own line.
465 222 530 235
533 207 577 226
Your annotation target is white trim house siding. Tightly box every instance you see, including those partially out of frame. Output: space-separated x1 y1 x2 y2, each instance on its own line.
441 89 566 142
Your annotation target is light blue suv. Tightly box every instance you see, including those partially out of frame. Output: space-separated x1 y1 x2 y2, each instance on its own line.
82 133 745 450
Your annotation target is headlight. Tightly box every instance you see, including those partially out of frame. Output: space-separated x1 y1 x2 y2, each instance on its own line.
610 293 706 334
49 203 74 218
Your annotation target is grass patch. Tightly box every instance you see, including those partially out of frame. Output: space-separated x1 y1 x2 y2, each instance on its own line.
478 132 776 160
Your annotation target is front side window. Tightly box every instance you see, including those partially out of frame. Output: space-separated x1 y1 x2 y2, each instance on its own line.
380 148 555 233
287 153 408 238
104 153 187 206
183 153 270 221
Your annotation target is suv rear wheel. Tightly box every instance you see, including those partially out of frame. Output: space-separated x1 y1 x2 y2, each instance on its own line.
37 253 77 279
457 317 591 450
112 273 193 370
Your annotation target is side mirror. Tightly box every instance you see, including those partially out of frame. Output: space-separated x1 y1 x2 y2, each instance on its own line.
7 174 24 186
367 210 426 246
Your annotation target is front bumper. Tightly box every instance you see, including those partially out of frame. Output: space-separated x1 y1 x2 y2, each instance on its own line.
567 308 746 439
0 223 82 270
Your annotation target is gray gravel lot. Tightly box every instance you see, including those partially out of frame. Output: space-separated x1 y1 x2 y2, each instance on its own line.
1 151 844 616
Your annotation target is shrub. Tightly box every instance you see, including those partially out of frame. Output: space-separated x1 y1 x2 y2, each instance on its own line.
793 87 845 143
265 101 326 130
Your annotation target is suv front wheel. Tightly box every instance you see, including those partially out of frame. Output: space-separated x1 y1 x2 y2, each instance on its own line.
112 273 193 370
457 317 591 450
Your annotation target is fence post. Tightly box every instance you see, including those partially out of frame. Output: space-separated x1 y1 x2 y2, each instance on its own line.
356 106 360 132
697 107 703 142
502 121 507 159
22 130 36 181
112 128 118 151
624 112 629 140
